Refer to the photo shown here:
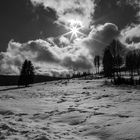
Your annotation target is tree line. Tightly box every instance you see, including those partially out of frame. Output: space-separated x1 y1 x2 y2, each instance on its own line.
18 39 140 87
101 39 140 85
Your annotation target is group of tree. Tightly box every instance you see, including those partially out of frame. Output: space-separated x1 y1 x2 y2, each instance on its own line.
18 59 35 87
66 70 92 79
125 49 140 77
102 39 140 85
102 40 124 77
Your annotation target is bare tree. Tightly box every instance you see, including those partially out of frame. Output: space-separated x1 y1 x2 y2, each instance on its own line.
94 55 100 74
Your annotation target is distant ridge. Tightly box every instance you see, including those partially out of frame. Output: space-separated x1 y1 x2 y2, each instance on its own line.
0 75 62 86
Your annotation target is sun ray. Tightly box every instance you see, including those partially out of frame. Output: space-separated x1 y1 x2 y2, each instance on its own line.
76 31 87 37
61 19 86 41
62 31 72 36
60 19 108 45
70 33 75 41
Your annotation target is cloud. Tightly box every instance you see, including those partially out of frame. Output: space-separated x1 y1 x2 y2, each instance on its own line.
23 40 61 63
119 24 140 50
93 0 140 29
82 23 119 56
0 40 24 74
0 23 119 75
0 39 91 75
62 55 93 71
47 36 71 48
31 0 95 27
59 36 70 46
121 24 140 44
126 42 140 49
0 0 59 52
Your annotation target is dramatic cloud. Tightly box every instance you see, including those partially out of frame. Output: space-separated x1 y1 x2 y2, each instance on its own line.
121 24 140 44
31 0 95 27
0 0 139 54
0 0 59 52
119 23 140 50
0 23 119 75
93 0 140 29
0 39 91 75
82 23 119 56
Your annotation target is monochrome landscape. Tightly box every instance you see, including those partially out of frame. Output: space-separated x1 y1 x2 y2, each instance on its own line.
0 0 140 139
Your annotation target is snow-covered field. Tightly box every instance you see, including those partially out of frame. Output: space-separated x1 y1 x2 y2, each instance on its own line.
0 79 140 140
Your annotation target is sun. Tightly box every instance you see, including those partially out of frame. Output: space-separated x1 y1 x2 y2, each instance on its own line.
62 19 86 41
71 26 79 37
70 26 80 39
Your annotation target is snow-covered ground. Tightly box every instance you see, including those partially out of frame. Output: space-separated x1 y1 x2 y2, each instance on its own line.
0 79 140 140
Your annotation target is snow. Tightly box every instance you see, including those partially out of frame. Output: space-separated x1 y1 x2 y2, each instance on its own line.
0 79 140 140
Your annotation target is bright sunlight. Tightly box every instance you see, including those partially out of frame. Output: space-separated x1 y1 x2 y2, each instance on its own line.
62 19 86 41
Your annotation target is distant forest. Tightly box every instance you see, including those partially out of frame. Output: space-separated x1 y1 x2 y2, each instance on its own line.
0 75 62 86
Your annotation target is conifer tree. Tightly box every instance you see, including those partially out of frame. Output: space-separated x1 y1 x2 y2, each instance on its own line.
103 48 114 77
18 59 35 87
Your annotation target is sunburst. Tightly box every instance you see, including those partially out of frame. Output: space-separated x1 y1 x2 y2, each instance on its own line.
62 20 86 41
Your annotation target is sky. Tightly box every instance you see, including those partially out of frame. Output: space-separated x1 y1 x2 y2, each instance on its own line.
0 0 140 75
